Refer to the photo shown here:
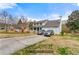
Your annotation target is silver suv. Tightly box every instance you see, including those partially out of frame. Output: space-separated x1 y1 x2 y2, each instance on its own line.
44 30 54 37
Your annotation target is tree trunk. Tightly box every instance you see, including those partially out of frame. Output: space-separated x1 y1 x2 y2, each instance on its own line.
5 17 8 32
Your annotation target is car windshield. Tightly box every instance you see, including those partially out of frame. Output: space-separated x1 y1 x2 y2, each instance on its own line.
46 30 52 32
39 30 42 32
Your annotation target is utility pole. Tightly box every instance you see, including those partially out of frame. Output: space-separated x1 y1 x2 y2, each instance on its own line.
59 16 62 33
59 16 62 20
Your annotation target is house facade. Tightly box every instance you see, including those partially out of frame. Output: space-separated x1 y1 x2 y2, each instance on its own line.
30 20 61 34
0 20 15 30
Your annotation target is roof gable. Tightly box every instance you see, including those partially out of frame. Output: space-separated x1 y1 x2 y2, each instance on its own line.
43 20 61 28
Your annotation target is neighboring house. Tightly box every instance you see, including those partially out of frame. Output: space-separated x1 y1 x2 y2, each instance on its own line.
0 20 15 30
31 20 61 34
14 19 29 32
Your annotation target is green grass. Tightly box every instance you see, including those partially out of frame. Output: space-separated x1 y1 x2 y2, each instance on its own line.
62 34 79 41
14 44 70 55
57 47 70 55
13 40 49 55
13 34 79 55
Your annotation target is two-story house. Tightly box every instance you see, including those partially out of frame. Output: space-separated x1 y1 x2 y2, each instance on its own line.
30 19 61 34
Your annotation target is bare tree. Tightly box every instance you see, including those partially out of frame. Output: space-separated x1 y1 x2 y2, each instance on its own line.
1 11 9 32
0 10 12 32
19 16 27 32
8 14 14 30
8 14 14 21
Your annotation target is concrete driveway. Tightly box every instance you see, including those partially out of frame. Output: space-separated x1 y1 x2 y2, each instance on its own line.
0 35 47 55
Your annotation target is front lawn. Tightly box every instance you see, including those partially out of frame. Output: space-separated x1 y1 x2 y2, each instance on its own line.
13 34 79 55
0 31 35 38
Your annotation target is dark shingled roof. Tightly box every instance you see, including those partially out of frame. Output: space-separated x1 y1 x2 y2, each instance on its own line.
43 20 61 28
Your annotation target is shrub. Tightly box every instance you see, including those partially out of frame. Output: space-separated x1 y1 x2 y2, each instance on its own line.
58 47 69 55
61 30 64 36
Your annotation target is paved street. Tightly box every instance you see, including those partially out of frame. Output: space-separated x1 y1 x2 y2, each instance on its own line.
0 35 47 55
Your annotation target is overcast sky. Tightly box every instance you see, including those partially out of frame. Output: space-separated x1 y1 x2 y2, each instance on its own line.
0 3 79 21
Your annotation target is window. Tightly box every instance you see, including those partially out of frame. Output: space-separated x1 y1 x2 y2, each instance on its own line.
34 28 36 30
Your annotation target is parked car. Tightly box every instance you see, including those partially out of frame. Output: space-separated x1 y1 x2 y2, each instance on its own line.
44 30 54 37
37 30 45 35
37 30 43 35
